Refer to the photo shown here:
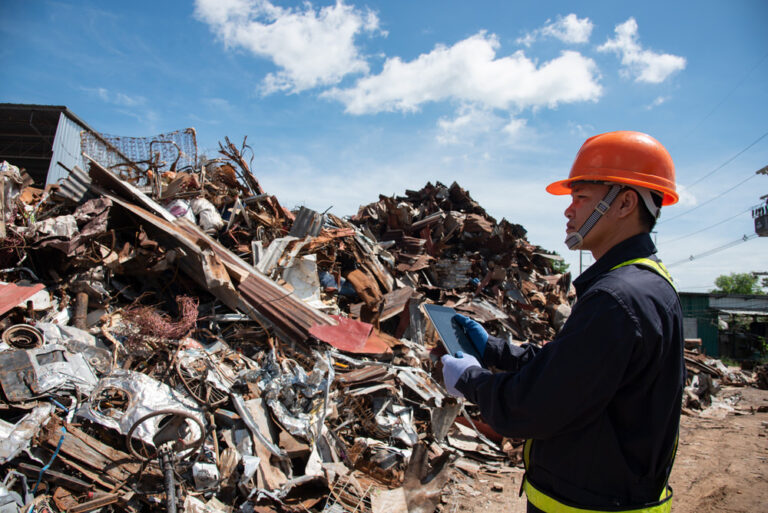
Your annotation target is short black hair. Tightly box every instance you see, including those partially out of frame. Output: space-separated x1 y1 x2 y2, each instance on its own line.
633 189 663 232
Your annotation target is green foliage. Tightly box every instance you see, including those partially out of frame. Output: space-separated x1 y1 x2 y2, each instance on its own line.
550 257 570 274
711 272 765 295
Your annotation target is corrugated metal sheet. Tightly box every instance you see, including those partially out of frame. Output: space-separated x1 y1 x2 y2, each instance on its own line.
46 112 86 185
238 275 332 343
288 207 324 238
53 165 94 203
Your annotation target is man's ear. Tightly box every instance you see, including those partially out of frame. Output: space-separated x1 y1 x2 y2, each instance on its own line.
616 189 640 219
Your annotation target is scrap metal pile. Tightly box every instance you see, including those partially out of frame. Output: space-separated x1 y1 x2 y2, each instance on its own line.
0 138 574 513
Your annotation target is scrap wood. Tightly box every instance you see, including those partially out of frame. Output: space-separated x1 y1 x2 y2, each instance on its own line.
68 492 121 513
40 418 162 485
685 351 724 377
18 463 93 493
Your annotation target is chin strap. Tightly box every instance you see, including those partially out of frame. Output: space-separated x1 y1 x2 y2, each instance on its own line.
565 185 624 250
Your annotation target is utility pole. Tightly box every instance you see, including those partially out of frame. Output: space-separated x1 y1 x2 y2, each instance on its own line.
753 165 768 237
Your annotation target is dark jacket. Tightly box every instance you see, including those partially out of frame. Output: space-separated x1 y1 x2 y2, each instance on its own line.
456 233 684 508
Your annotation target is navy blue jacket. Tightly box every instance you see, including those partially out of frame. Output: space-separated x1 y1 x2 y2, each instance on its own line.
457 233 684 508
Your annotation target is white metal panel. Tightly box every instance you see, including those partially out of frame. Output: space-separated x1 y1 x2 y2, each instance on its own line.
46 112 86 185
683 317 698 339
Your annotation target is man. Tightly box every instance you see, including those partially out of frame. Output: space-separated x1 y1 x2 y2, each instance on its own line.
441 131 684 513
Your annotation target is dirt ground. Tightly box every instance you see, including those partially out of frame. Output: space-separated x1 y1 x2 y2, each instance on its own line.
446 386 768 513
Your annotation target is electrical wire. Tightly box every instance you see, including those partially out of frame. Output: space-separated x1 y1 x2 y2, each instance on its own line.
683 129 768 189
658 206 754 245
677 50 768 143
660 172 759 224
667 233 759 268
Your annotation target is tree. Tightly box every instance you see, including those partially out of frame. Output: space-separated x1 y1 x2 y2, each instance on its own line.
550 256 570 274
711 273 764 295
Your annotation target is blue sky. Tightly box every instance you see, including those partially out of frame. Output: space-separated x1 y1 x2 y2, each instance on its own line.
2 0 767 292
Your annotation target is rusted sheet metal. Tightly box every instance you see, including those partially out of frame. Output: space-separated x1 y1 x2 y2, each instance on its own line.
103 193 242 311
86 153 176 223
380 286 414 321
0 281 45 316
238 274 332 343
171 219 337 342
435 257 472 289
95 172 334 343
346 269 382 308
336 365 392 386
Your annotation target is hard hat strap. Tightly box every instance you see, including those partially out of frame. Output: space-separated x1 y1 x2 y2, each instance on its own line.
566 185 623 250
632 186 662 219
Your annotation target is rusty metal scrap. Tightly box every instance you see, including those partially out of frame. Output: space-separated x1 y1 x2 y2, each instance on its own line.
6 131 745 513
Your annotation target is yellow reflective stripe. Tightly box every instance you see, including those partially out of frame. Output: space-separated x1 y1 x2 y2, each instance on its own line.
523 478 673 513
610 258 676 290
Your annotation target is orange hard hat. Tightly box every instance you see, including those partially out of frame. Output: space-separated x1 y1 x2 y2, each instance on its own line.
546 131 679 205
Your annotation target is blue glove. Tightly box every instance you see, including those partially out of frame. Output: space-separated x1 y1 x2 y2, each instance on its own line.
441 351 482 398
453 314 488 356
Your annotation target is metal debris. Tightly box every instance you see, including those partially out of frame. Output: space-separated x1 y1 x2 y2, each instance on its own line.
1 124 751 513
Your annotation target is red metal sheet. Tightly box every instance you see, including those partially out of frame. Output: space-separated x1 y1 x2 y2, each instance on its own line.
310 315 392 354
0 282 45 317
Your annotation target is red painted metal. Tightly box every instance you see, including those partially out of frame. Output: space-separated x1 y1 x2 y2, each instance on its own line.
0 282 45 317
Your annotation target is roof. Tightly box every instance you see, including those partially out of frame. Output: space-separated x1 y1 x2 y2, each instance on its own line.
0 103 97 184
715 308 768 317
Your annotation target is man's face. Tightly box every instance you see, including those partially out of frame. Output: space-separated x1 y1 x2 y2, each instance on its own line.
564 182 611 250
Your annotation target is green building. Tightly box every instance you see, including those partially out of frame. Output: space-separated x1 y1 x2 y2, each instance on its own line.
679 292 768 358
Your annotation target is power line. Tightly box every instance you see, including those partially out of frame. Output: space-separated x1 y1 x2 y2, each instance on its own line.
658 205 755 245
660 172 759 224
678 50 768 143
683 129 768 189
667 233 759 268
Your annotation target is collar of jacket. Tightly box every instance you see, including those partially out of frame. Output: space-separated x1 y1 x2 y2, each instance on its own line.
572 232 657 297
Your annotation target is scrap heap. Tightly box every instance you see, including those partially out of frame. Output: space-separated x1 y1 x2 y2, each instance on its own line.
0 130 710 513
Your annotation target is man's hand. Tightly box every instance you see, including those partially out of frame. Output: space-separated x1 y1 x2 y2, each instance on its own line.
441 352 482 398
453 314 488 356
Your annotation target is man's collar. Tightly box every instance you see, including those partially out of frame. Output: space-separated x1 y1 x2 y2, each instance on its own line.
573 233 657 294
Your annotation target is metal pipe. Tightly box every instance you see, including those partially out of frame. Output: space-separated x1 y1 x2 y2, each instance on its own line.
75 291 89 330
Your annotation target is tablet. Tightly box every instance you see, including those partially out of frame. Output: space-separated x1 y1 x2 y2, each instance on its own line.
423 304 484 362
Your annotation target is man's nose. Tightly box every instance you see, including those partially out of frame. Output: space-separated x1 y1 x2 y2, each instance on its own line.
564 202 575 219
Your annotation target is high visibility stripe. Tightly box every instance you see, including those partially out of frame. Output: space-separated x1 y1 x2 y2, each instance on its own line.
523 479 673 513
610 258 676 291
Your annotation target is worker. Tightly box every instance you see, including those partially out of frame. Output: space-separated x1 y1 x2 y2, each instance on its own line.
441 131 684 513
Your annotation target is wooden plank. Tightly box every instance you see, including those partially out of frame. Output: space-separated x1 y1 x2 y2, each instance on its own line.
41 419 161 484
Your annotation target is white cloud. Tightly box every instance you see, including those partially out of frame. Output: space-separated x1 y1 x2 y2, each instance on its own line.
436 105 531 147
502 118 528 139
437 105 505 145
568 122 595 138
83 87 146 107
674 183 697 208
517 14 593 47
645 95 669 110
194 0 383 94
323 31 602 114
597 18 686 84
114 92 145 107
203 97 233 111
